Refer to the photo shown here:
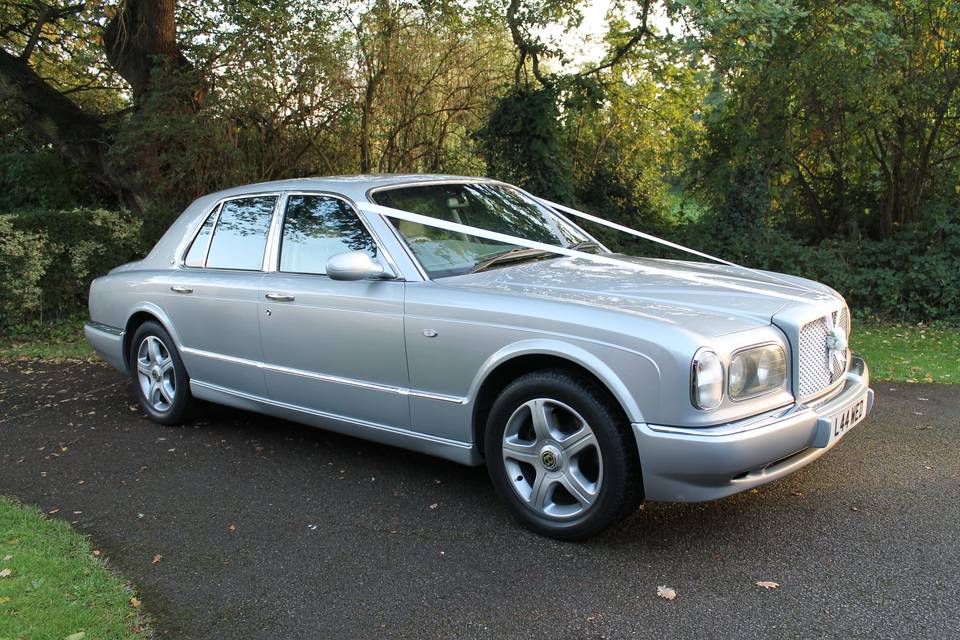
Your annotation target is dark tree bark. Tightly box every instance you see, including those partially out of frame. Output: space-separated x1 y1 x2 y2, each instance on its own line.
103 0 201 105
0 47 131 203
0 0 203 212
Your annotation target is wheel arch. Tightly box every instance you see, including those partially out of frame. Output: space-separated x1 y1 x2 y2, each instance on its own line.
469 340 644 455
122 303 185 372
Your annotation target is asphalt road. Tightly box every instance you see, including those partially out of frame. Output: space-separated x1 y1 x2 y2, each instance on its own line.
1 360 958 639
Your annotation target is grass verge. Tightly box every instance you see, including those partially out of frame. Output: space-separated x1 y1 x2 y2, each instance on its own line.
852 321 959 383
0 317 93 361
0 497 148 639
1 316 955 383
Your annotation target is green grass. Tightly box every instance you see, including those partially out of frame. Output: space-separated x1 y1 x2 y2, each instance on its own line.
0 497 148 640
0 317 93 361
1 316 956 383
852 321 959 383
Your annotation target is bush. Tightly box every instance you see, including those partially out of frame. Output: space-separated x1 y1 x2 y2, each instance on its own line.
1 208 144 327
0 216 49 323
670 219 960 323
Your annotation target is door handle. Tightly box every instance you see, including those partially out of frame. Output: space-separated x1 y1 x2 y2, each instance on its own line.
170 286 193 294
265 292 295 302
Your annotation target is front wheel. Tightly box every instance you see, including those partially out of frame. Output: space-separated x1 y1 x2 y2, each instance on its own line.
128 321 193 425
484 369 643 540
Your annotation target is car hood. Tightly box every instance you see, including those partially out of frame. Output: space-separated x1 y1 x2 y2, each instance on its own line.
438 255 839 337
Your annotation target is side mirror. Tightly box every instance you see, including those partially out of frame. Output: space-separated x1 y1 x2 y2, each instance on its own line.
326 250 388 281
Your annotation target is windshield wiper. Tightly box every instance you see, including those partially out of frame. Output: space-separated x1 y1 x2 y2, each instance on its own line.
567 239 602 252
469 247 555 274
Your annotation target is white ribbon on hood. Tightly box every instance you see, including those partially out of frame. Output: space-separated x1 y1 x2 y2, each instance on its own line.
356 200 828 304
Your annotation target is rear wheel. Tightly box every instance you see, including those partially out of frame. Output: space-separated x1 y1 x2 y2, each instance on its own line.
484 369 643 540
129 321 193 425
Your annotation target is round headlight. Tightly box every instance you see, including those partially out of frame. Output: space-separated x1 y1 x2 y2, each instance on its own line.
691 349 724 410
728 344 787 400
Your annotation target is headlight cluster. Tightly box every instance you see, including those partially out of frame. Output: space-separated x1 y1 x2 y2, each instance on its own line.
691 344 788 410
728 345 786 400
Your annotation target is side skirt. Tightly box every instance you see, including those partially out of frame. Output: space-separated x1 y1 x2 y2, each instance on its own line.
189 379 482 466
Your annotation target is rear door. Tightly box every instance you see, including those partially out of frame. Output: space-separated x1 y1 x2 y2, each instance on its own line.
258 193 409 428
165 194 279 397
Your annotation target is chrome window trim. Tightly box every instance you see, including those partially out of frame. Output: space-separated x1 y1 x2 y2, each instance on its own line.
726 341 790 403
364 179 605 282
178 192 283 271
267 190 403 279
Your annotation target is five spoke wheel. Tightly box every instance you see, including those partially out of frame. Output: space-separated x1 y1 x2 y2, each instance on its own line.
502 398 603 519
136 335 176 413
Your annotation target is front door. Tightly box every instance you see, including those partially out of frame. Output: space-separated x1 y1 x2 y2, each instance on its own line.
258 193 409 428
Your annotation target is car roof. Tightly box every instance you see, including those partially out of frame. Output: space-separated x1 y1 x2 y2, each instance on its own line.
203 174 497 202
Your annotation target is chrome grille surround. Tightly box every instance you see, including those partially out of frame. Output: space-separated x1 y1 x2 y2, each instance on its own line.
798 307 851 400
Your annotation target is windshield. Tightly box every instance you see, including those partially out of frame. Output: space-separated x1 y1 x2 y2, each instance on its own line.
371 182 594 277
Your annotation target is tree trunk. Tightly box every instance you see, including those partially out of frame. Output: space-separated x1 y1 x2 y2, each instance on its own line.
0 0 202 212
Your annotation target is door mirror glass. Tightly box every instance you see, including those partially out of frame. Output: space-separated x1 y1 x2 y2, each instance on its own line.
326 250 386 281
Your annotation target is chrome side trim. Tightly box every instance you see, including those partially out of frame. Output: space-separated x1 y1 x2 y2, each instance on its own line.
190 379 473 449
86 321 125 336
180 346 466 404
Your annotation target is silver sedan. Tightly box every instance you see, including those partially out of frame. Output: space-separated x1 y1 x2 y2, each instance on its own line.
85 175 873 539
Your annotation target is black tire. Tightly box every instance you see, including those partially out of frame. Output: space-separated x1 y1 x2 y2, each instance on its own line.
128 320 193 425
484 369 643 540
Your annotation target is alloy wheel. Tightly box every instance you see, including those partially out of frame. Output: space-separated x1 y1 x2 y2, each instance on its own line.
136 335 176 412
501 398 604 519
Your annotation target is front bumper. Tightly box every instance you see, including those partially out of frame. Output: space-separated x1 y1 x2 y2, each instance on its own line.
633 355 873 502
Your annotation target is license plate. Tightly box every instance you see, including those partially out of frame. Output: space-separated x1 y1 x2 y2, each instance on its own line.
828 393 868 445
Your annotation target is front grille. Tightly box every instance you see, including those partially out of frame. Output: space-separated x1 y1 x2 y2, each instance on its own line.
798 307 850 399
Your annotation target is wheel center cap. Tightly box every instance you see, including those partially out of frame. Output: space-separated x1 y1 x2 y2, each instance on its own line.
151 367 162 382
540 445 561 471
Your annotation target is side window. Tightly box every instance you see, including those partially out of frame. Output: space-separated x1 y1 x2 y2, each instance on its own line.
205 196 277 270
183 207 218 267
279 195 378 275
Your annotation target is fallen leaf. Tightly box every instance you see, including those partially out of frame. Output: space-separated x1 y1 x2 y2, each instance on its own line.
656 585 677 600
48 508 60 515
0 568 12 578
130 597 141 608
228 523 236 533
0 596 10 604
2 555 11 561
151 554 162 564
429 503 438 510
756 581 781 589
66 632 86 640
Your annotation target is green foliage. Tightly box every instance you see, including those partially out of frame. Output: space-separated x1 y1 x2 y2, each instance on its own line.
0 216 49 324
674 218 960 322
477 86 574 201
1 209 144 327
0 150 103 210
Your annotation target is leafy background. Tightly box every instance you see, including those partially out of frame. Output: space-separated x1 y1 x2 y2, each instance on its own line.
1 0 958 326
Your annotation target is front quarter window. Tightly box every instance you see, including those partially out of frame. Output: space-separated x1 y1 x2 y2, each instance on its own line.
372 183 592 278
